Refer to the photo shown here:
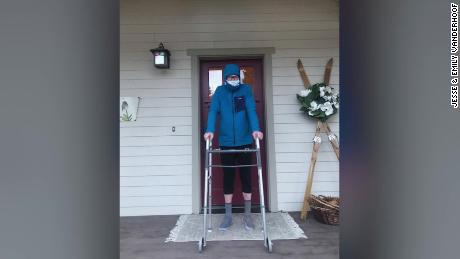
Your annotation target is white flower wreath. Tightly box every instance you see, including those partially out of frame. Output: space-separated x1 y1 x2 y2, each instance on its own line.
296 83 339 121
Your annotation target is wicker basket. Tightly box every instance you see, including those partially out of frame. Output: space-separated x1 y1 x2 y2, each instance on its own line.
309 195 339 225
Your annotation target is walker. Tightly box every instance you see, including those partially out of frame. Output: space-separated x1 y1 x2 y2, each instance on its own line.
198 137 273 253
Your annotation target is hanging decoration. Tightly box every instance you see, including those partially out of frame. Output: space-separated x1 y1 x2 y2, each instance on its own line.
296 82 339 122
120 97 141 122
296 58 340 221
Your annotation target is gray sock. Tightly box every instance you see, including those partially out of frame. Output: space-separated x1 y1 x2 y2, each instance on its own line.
244 200 251 215
225 203 232 217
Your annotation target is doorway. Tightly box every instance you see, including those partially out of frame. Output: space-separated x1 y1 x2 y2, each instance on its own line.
199 58 268 212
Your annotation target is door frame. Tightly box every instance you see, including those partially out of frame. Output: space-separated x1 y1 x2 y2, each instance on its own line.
187 48 278 214
199 58 267 209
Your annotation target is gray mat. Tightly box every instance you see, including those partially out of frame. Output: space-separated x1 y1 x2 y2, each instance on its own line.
165 212 307 242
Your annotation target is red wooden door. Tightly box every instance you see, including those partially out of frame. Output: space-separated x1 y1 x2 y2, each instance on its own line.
200 58 268 211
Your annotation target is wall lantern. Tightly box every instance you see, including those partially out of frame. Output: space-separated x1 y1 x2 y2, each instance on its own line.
150 42 171 69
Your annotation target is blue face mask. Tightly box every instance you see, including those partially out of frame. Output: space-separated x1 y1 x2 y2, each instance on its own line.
226 79 240 87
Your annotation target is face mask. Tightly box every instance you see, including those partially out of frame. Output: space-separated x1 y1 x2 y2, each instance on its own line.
226 79 240 87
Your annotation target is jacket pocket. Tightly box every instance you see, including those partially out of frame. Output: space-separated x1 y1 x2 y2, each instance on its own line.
234 95 246 113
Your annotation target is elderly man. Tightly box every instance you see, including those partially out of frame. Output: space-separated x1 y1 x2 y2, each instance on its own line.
203 63 263 231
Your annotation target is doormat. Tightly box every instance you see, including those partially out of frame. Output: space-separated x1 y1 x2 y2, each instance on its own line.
165 212 307 242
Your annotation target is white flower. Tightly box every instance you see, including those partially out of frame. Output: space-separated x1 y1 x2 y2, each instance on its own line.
319 86 325 97
310 101 319 110
320 102 334 116
328 134 337 141
319 102 329 111
322 95 332 101
333 101 339 109
325 86 333 94
313 136 322 143
299 89 311 97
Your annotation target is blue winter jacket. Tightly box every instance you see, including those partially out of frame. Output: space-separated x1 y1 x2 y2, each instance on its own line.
205 64 260 147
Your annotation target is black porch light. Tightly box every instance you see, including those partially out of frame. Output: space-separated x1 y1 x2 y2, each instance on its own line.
150 42 171 69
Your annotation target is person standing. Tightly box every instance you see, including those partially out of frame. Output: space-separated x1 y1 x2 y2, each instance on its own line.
203 64 263 231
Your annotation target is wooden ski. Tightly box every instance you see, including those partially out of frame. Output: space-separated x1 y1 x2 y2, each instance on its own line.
300 121 322 220
322 122 340 160
322 58 339 160
297 59 311 88
323 58 333 85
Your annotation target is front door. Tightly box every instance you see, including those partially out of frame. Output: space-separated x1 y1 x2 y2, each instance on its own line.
200 58 268 211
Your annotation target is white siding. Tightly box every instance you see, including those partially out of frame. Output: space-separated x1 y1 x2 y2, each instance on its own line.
121 0 339 216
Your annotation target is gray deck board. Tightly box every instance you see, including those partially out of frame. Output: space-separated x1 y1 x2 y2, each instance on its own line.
120 212 339 259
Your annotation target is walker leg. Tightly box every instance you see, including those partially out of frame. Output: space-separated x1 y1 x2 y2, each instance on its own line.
255 138 273 253
198 237 204 253
202 165 208 247
199 140 211 251
208 150 213 232
265 237 273 253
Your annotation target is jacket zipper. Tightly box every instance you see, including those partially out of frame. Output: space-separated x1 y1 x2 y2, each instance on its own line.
232 91 235 146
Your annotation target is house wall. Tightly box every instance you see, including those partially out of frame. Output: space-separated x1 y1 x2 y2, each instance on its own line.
120 0 339 216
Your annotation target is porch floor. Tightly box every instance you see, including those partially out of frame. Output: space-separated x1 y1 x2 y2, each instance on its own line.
120 212 339 259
